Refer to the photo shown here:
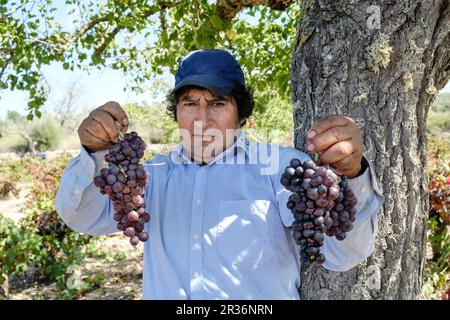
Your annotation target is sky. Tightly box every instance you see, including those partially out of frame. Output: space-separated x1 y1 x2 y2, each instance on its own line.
0 3 449 119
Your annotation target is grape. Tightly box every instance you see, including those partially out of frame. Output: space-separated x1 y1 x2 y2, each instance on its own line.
112 182 124 193
317 185 327 196
328 186 339 200
301 179 311 190
324 216 333 227
124 226 136 237
315 198 329 208
295 166 304 177
134 222 145 233
141 213 151 223
138 232 149 242
295 201 306 211
303 160 316 170
117 173 126 183
93 131 150 246
315 167 328 179
305 246 318 255
304 168 315 179
287 201 295 210
310 175 323 187
285 167 296 177
314 216 325 225
290 158 301 168
281 157 358 267
313 232 324 244
339 210 350 222
127 210 139 222
303 229 315 238
100 168 110 178
306 200 314 209
316 253 326 265
306 188 319 200
335 232 347 241
94 176 104 188
340 220 354 232
130 236 140 246
109 165 120 176
303 221 314 229
313 208 324 216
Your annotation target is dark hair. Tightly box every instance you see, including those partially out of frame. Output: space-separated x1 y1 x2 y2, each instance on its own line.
166 84 255 127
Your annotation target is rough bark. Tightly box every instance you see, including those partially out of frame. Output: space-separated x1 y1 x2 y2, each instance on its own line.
291 0 449 299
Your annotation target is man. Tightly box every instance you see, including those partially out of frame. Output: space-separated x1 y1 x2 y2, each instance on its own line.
56 49 384 299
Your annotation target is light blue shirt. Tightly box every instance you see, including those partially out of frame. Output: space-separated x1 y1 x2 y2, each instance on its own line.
55 132 384 300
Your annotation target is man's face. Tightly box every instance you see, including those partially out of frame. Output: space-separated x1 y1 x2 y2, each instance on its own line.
176 88 241 164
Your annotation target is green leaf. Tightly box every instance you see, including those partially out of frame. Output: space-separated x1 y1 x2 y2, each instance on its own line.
6 248 15 263
209 15 223 30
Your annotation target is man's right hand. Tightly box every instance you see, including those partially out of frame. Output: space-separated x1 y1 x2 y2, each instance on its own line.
78 101 129 151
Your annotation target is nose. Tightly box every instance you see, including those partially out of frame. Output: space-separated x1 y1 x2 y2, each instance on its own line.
193 99 211 132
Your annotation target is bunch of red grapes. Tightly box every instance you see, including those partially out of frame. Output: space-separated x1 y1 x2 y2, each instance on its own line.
281 158 357 267
93 131 150 246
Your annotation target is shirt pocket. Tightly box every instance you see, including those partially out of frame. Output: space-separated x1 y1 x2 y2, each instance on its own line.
215 199 276 266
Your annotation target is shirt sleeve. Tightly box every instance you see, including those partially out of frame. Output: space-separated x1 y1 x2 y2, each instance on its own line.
55 146 117 235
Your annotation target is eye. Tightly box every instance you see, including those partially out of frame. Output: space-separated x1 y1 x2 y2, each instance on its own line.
211 102 225 107
183 102 197 107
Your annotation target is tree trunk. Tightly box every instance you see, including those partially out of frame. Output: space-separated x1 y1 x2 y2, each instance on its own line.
291 0 449 299
19 132 36 155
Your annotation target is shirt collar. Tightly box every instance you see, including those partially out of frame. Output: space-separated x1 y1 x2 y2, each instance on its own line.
171 130 249 165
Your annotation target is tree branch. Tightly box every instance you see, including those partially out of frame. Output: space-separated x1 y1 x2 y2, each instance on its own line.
216 0 295 20
93 5 160 56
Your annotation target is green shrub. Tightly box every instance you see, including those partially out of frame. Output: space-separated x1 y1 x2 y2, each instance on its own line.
427 111 450 134
423 134 450 299
29 117 63 151
0 213 44 299
0 154 92 299
243 90 293 145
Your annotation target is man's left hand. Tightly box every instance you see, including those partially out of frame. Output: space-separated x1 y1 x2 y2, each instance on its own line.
306 115 363 178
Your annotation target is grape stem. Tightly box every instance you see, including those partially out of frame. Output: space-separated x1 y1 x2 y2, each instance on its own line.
118 164 126 176
313 152 320 162
114 121 124 140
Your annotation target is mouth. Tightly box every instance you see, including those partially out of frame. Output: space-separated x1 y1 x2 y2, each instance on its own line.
192 135 214 142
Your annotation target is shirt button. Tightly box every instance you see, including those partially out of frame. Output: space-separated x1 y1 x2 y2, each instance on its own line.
193 233 199 240
196 199 201 205
193 272 199 278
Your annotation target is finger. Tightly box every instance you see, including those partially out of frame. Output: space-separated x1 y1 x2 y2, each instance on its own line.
307 115 354 139
307 126 356 153
78 127 107 150
330 152 362 177
318 139 354 165
99 101 129 127
90 109 121 143
84 117 110 142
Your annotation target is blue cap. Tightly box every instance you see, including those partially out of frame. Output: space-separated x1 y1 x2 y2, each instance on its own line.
174 49 245 95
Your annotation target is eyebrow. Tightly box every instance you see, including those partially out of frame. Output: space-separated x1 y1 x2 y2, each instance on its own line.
179 95 230 102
